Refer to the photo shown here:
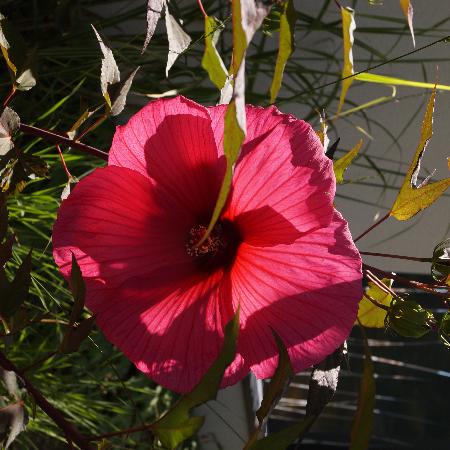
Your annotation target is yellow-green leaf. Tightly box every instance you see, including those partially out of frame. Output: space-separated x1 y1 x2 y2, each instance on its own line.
337 7 356 115
269 0 297 104
357 278 393 328
315 111 329 152
202 16 228 90
349 333 375 450
0 13 17 74
390 88 450 220
355 72 450 91
333 139 362 184
399 0 415 47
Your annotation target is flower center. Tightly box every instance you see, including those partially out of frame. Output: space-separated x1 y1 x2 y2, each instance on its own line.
186 220 241 272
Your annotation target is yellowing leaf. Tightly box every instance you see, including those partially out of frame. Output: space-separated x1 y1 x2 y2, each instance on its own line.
337 7 356 115
269 0 297 104
201 16 228 90
315 111 329 152
333 139 362 184
0 13 17 74
399 0 415 47
390 88 450 220
355 72 450 91
357 278 393 328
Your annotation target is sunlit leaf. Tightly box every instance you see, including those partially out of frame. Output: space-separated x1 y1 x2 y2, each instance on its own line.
355 72 450 90
0 402 27 449
152 310 239 449
110 66 140 116
0 107 20 156
431 238 450 283
0 12 17 74
165 10 191 77
142 0 164 53
333 139 362 184
202 0 271 242
315 111 329 153
399 0 415 47
306 346 344 417
390 88 450 220
349 333 375 450
91 25 120 108
438 312 450 347
269 0 296 104
357 278 393 328
337 7 356 115
201 15 228 90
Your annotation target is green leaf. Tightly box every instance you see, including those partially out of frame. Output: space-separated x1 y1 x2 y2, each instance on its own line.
202 16 227 90
349 334 375 450
399 0 415 47
354 72 450 90
0 251 32 319
357 278 393 328
333 139 362 184
247 416 316 450
390 87 450 220
69 253 86 325
60 315 96 354
337 7 356 115
305 346 344 417
431 238 450 284
438 312 450 347
152 310 239 449
257 332 293 424
269 0 296 104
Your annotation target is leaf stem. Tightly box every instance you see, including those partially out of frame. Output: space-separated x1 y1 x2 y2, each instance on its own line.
56 145 72 180
354 213 390 243
197 0 207 18
0 350 94 450
88 423 154 441
19 123 108 161
76 114 107 141
2 86 16 108
361 251 431 262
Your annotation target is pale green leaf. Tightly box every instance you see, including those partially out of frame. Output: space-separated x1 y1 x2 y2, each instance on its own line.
355 72 450 91
333 139 362 184
390 87 450 220
357 278 393 328
337 7 356 115
201 16 228 90
269 0 297 104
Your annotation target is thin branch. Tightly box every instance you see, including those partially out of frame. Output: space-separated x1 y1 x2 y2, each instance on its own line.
2 86 16 108
89 423 154 441
197 0 207 18
361 251 431 262
354 213 390 242
0 350 94 450
19 123 108 161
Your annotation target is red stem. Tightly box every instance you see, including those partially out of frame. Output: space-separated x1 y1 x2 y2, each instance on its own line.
2 86 16 108
354 213 390 243
363 264 449 299
56 145 72 180
197 0 208 18
0 350 94 450
19 123 108 161
361 251 431 263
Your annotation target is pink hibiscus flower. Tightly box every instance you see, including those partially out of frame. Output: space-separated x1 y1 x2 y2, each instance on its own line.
53 96 362 393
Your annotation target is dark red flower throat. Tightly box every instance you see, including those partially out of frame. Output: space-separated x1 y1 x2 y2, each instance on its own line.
186 219 241 273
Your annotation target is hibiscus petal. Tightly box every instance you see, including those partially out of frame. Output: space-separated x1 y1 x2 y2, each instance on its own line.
209 105 335 241
52 165 194 310
225 211 362 381
95 270 246 393
109 96 224 217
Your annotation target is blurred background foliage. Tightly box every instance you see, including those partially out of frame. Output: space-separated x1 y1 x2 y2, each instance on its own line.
0 0 449 448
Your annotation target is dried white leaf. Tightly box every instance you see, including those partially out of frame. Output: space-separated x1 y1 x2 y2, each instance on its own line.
91 25 120 98
165 10 191 77
110 67 140 116
0 107 20 156
142 0 164 53
218 75 233 105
